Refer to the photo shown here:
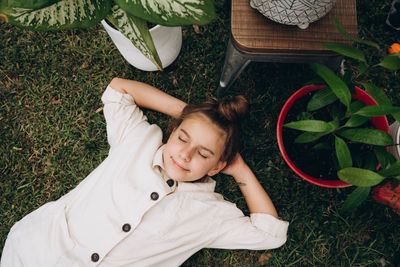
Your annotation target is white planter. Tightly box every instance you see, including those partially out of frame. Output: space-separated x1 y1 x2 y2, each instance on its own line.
250 0 336 29
101 20 182 71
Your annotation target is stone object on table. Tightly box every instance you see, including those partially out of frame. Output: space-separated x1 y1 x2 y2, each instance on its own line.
250 0 336 29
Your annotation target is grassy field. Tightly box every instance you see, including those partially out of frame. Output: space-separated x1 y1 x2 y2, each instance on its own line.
1 0 400 266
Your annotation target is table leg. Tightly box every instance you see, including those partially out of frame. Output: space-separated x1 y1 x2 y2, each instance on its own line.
218 38 251 96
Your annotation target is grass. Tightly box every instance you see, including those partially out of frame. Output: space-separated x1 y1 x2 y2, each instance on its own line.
1 0 400 266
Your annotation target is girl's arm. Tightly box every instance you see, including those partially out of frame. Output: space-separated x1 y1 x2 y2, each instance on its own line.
222 154 279 218
109 77 186 118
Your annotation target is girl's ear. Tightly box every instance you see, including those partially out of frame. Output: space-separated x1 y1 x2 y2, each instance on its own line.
207 161 227 176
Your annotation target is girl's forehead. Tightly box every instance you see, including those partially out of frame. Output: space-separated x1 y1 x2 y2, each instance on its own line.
178 115 227 152
180 113 226 137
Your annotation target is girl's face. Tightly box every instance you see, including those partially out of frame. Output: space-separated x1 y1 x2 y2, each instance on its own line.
163 114 227 182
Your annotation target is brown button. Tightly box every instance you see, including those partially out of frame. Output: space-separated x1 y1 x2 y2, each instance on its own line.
166 179 175 187
122 223 131 232
150 192 159 200
91 253 100 262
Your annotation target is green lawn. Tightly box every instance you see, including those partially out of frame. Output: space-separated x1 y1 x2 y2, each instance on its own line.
1 0 400 266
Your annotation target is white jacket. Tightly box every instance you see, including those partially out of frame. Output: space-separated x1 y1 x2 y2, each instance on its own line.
1 86 289 267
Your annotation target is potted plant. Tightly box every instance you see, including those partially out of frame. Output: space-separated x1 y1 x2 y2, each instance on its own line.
277 17 400 212
0 0 215 71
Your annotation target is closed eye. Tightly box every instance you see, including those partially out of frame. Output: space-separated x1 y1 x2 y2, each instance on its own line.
178 136 187 143
198 152 208 159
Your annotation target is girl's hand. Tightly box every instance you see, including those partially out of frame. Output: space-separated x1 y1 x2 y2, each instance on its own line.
223 153 279 217
221 153 247 178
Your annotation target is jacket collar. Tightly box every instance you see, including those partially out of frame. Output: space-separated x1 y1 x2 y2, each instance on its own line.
152 144 165 170
177 177 216 192
152 145 177 192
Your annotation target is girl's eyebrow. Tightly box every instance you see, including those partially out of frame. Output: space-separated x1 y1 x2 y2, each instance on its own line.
180 129 215 155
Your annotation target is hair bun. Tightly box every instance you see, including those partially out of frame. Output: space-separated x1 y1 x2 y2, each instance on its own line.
218 95 249 122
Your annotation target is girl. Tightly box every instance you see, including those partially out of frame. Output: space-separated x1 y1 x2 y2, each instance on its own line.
1 78 289 267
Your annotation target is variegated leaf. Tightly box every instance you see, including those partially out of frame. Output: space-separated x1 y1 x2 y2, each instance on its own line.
108 5 162 70
115 0 215 26
1 0 111 30
6 0 61 10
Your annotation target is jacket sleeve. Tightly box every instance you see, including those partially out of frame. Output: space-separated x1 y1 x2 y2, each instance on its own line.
207 204 289 250
101 85 148 148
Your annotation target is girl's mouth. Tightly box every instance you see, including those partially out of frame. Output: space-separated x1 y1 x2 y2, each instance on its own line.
171 157 189 171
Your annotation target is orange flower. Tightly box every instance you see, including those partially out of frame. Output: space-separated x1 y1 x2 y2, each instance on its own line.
0 14 8 23
388 43 400 54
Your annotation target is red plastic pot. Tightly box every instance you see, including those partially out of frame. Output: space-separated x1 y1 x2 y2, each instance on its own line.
277 84 390 188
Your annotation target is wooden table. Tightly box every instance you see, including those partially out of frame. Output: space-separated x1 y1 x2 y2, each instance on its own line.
218 0 357 94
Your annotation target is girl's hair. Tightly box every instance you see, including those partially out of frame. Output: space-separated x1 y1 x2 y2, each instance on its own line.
173 96 249 164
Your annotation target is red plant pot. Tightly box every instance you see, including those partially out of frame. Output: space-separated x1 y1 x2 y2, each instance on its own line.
277 85 390 188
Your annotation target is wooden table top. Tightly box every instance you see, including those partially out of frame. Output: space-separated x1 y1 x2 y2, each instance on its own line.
231 0 357 54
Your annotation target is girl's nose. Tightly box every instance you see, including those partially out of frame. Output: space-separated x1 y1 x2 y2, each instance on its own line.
180 146 193 162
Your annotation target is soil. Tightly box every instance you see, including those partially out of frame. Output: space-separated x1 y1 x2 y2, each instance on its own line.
282 92 374 180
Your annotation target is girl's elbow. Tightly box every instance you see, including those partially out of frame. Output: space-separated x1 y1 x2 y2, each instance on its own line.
109 78 126 93
255 236 288 251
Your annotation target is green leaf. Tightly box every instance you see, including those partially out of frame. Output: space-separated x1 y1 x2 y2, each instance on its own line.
6 0 60 9
294 132 328 143
335 136 352 169
2 0 110 30
387 151 397 165
349 100 366 113
364 151 378 171
310 63 351 108
321 42 367 63
392 113 400 124
374 147 388 169
342 187 371 211
312 142 331 150
377 55 400 70
338 167 385 186
375 146 395 170
297 112 314 120
343 72 355 94
337 128 394 146
305 77 326 87
329 119 340 129
284 120 335 132
362 82 392 106
115 0 216 26
378 160 400 177
355 105 400 117
334 15 379 49
344 114 368 128
330 104 345 120
109 6 163 70
306 87 338 112
358 62 369 76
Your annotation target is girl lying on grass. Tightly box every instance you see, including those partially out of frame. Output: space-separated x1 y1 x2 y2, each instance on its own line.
1 78 289 267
